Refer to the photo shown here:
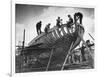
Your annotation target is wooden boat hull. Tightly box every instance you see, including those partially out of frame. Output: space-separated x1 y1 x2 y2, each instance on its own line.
22 24 84 68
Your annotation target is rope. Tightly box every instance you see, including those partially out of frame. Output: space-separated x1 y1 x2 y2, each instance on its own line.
88 33 94 41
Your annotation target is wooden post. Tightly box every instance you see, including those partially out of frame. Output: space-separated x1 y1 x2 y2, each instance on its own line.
22 29 25 54
88 33 94 40
46 48 54 71
61 42 74 70
65 26 70 34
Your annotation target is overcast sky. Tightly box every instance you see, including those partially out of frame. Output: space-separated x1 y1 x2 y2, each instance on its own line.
15 4 94 46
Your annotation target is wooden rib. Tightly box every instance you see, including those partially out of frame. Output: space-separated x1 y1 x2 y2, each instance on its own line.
61 27 67 35
53 30 59 40
65 25 70 34
56 28 62 38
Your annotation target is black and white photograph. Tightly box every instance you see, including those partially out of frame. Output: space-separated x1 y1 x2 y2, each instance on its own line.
15 4 95 73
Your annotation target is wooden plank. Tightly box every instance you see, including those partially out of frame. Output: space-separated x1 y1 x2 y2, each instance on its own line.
48 33 56 43
44 35 52 45
45 34 53 44
28 32 45 46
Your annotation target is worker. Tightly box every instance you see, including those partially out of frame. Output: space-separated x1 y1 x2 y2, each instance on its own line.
67 15 73 28
86 40 94 47
73 51 81 63
56 16 62 28
66 15 74 33
36 21 42 35
74 12 83 24
86 40 94 52
44 23 51 33
80 40 94 62
80 43 86 62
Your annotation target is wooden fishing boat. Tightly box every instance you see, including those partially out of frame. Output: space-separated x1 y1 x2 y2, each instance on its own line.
21 23 84 69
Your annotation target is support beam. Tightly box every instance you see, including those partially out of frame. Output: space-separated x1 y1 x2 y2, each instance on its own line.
88 33 94 40
22 29 25 53
46 48 54 71
61 42 74 70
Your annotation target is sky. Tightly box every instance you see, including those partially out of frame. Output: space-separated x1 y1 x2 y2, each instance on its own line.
15 4 94 46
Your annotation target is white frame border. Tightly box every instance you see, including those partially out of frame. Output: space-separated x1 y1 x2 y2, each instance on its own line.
11 0 96 77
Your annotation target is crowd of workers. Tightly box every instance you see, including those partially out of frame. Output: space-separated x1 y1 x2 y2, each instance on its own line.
36 12 83 35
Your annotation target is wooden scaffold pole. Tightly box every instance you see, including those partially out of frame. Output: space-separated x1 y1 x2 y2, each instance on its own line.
46 48 54 71
61 42 74 70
